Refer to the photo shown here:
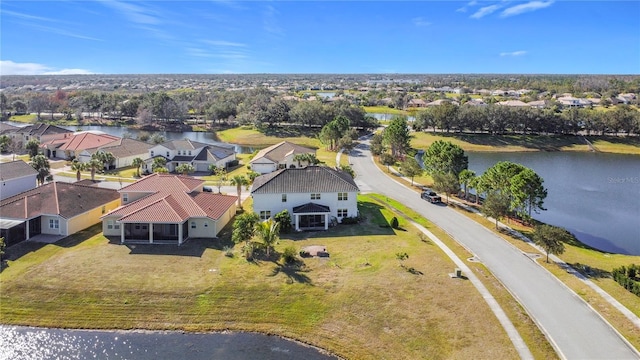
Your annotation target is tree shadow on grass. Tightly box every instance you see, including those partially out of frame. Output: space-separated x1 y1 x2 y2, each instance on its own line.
566 262 611 280
121 237 235 257
269 260 313 285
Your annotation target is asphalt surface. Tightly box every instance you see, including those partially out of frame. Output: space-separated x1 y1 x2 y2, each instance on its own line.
349 140 639 360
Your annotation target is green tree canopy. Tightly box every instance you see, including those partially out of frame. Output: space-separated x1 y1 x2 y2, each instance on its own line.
400 157 422 185
231 212 259 245
383 115 411 159
30 154 50 185
423 140 468 177
482 191 511 229
532 224 572 263
256 218 281 257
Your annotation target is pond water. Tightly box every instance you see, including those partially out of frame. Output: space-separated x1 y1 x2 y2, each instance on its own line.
0 326 338 360
468 151 640 255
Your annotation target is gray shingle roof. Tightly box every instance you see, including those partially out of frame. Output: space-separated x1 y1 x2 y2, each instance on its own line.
0 160 38 181
251 166 359 194
292 202 330 213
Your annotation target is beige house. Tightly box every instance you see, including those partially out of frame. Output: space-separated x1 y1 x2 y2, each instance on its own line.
0 182 120 246
249 141 316 174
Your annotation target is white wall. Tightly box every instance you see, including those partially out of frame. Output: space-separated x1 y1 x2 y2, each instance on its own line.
1 175 37 200
252 191 358 220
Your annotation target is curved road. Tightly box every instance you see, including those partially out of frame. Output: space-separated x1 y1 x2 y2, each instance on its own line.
349 141 639 360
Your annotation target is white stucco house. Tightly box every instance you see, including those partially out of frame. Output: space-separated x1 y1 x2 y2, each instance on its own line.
143 139 236 173
78 138 153 169
250 166 359 231
0 160 38 200
249 141 316 174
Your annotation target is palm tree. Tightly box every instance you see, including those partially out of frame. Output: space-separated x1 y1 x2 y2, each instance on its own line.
132 157 144 177
87 158 102 181
175 163 195 175
229 175 248 208
256 218 280 258
70 159 86 181
30 154 50 186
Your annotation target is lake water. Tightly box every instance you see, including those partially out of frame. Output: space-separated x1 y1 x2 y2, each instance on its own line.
468 152 640 255
0 326 338 360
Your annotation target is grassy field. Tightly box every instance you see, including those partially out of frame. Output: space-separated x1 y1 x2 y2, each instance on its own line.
362 106 407 115
0 196 533 359
411 131 640 154
7 114 37 123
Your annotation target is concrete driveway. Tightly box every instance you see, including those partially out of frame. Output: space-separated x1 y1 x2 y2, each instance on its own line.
349 140 639 360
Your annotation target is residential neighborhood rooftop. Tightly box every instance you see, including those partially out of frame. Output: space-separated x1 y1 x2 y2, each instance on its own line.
250 141 315 164
0 160 37 181
251 166 359 194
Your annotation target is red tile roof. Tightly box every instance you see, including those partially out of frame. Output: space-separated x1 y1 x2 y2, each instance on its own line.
41 131 120 152
104 174 236 223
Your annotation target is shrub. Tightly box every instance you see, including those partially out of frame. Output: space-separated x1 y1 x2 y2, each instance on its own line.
612 264 640 297
223 246 234 258
274 209 292 233
340 216 360 225
226 159 239 168
299 250 310 258
282 246 298 264
390 217 399 229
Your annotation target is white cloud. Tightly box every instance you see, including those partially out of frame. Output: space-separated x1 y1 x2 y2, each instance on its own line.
471 4 502 19
456 0 478 13
501 1 554 17
263 5 283 35
412 17 432 27
500 50 527 57
202 40 246 47
0 60 93 75
99 0 160 25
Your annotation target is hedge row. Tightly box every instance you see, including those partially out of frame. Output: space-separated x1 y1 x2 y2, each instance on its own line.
611 264 640 297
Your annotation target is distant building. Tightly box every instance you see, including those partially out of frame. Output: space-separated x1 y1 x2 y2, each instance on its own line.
249 141 316 174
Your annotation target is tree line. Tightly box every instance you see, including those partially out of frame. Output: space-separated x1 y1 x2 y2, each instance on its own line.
412 103 640 136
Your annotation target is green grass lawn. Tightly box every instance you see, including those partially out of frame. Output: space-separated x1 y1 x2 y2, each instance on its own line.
363 106 407 115
216 126 323 149
0 196 530 359
410 132 640 154
8 114 37 123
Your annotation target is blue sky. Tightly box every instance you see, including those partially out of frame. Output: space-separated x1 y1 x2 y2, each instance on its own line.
1 1 639 75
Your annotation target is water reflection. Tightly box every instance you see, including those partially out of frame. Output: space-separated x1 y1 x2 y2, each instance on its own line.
0 326 338 360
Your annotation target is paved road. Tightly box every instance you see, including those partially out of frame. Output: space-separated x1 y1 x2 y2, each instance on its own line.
349 141 639 360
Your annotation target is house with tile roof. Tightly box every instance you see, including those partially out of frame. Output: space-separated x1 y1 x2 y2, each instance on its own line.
78 138 153 168
250 166 359 231
0 182 120 246
40 130 121 160
101 174 237 244
0 160 38 200
249 141 316 174
5 123 71 148
144 139 236 173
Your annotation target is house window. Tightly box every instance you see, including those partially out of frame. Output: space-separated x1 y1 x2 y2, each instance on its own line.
204 222 208 227
282 194 287 202
150 151 154 156
107 220 114 230
166 151 170 157
311 193 321 200
259 210 271 220
114 223 120 230
135 225 140 230
123 193 129 202
49 219 59 229
337 209 348 217
188 151 192 155
191 221 196 229
142 225 148 230
338 192 348 201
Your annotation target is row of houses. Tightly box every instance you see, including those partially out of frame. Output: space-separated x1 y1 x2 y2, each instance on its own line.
1 141 359 247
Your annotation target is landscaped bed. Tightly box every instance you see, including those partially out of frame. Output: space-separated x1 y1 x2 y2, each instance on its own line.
0 196 534 359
